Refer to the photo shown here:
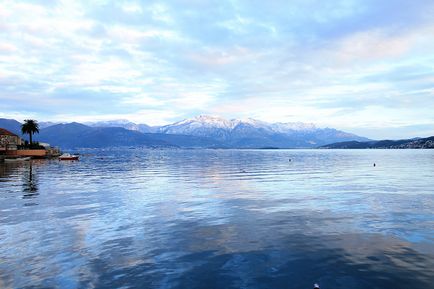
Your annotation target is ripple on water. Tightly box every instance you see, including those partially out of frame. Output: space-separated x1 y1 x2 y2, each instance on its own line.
0 149 434 289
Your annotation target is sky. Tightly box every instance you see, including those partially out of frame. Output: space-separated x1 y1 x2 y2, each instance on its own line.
1 0 434 139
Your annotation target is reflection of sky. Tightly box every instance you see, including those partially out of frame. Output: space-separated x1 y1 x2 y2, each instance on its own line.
1 1 434 138
0 149 434 288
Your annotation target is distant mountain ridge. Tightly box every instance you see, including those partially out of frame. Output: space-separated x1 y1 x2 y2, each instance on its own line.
0 118 23 137
0 118 222 149
321 137 434 149
38 123 175 148
83 115 371 148
156 115 369 148
1 116 371 149
158 115 318 135
86 120 156 133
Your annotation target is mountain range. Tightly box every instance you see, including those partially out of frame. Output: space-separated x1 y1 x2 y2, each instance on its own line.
156 115 369 148
321 137 434 149
85 120 155 133
1 115 372 149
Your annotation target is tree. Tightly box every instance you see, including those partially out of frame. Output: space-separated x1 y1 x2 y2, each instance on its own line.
21 119 39 145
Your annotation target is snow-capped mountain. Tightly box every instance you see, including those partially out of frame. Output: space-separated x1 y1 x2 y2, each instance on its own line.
1 116 370 148
39 121 62 129
169 115 236 130
269 122 316 133
89 115 369 148
159 116 308 133
159 115 319 134
158 115 235 140
86 119 155 133
157 115 369 147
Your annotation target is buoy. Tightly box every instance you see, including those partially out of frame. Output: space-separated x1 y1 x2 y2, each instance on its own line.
373 163 376 167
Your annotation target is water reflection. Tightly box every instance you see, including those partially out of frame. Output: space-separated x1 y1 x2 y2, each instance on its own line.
0 160 23 180
0 149 433 289
0 161 40 200
79 231 433 289
22 163 39 198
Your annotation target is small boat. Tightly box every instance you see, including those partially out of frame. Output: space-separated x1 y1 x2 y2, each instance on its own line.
58 153 79 161
4 157 31 162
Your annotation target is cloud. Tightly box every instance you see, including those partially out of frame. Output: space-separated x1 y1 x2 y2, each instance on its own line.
0 0 434 138
49 109 182 126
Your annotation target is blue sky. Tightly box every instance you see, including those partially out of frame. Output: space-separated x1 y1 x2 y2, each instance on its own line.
1 0 434 139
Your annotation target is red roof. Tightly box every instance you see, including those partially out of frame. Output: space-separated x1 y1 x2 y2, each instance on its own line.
0 128 18 136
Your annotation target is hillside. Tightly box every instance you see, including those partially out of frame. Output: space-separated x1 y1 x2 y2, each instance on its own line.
0 118 24 137
37 123 173 148
321 136 434 149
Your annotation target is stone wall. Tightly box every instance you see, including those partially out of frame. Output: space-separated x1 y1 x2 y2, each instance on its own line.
0 135 20 150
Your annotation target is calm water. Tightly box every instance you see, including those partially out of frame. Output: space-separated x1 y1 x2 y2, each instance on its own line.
1 149 433 289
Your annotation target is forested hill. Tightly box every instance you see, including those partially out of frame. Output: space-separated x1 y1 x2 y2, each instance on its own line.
321 136 434 149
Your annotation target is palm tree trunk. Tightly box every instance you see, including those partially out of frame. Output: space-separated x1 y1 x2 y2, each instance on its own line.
29 133 32 145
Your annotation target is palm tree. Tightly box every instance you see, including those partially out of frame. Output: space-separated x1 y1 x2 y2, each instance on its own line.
21 119 40 145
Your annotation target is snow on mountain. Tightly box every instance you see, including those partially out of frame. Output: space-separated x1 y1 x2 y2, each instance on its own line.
236 118 272 130
171 115 235 129
39 121 62 129
57 115 369 148
86 120 155 133
157 115 369 147
87 119 137 129
1 116 370 148
159 115 319 135
269 122 316 133
159 115 235 140
89 115 321 137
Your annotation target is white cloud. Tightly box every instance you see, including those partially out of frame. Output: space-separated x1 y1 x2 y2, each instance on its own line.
121 2 143 14
121 93 165 106
50 109 182 126
1 0 434 138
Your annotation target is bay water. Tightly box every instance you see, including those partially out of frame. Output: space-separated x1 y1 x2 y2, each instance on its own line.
1 149 433 289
